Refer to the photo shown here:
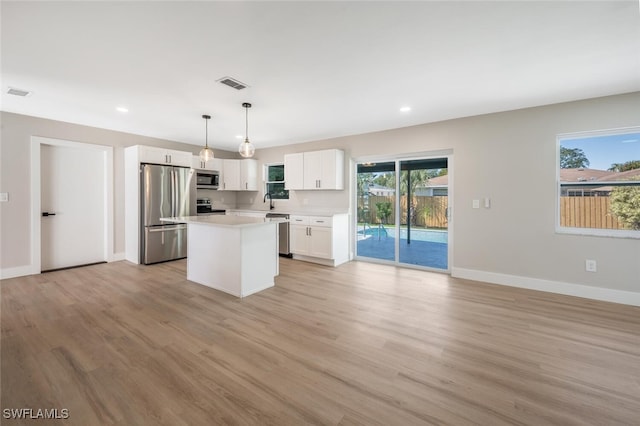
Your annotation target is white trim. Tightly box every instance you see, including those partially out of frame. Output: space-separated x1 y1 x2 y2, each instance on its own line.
30 136 114 274
0 265 37 280
111 252 126 262
352 150 453 273
556 226 640 239
451 267 640 307
555 126 640 239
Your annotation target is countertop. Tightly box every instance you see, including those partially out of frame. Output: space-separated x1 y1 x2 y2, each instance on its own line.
228 209 349 216
161 215 287 228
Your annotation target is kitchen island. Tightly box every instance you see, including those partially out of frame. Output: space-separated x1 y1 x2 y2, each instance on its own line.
161 215 285 298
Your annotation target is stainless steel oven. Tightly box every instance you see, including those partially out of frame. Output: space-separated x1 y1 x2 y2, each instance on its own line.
196 198 225 216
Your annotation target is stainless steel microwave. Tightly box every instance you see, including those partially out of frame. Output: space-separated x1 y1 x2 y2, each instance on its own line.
196 171 219 189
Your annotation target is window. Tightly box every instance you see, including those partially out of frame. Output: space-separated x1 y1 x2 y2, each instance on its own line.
265 163 289 200
557 127 640 238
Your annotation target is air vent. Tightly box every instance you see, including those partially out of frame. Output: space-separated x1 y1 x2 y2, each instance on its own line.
217 77 248 90
7 87 32 97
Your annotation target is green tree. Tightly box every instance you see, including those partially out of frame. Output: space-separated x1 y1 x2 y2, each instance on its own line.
373 172 395 189
399 170 430 196
560 147 590 169
375 201 392 224
608 160 640 172
357 172 374 196
610 178 640 230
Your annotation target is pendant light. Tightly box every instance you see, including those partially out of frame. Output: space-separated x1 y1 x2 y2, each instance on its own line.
199 114 214 162
238 102 255 158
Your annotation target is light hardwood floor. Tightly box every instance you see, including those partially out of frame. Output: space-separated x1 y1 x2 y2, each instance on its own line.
2 259 639 425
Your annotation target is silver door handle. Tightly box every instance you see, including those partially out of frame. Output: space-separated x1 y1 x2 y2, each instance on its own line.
149 225 186 232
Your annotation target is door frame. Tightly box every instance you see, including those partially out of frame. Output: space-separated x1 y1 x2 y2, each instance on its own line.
30 136 114 274
351 149 454 273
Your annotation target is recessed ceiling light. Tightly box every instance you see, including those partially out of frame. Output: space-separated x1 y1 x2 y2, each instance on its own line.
235 134 243 139
116 106 129 113
400 106 411 112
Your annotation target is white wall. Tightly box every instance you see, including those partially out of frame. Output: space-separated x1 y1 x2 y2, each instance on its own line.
239 92 640 299
2 94 639 303
0 112 237 274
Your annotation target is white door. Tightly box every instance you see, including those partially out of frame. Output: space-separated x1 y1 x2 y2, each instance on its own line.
41 144 106 270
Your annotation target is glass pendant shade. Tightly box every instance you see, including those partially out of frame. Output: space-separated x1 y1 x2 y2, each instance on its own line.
199 146 214 161
199 114 214 162
238 102 255 158
238 139 255 158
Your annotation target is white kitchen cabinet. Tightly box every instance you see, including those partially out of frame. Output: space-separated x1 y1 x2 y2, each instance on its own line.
241 159 258 191
221 159 257 191
284 149 344 190
290 215 310 254
192 155 222 171
284 152 304 190
138 145 192 167
289 214 349 266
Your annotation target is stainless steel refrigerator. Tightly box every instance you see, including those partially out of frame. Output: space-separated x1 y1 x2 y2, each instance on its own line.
140 164 195 264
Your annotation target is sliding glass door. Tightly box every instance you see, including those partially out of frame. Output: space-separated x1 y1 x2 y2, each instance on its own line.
356 161 396 261
356 156 449 270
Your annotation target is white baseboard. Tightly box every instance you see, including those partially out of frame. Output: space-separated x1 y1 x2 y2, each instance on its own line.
110 252 126 262
451 267 640 307
2 252 126 280
0 264 38 280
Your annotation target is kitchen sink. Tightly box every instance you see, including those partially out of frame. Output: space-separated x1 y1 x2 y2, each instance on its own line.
265 213 289 218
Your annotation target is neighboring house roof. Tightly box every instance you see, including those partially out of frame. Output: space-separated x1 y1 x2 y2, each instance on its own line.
560 168 640 184
427 175 448 186
595 168 640 181
559 168 613 182
368 183 395 194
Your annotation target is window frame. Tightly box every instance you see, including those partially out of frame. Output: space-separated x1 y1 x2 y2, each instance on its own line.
264 162 289 200
556 126 640 239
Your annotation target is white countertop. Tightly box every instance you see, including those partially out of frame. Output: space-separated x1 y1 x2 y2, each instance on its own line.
161 215 287 228
229 209 349 216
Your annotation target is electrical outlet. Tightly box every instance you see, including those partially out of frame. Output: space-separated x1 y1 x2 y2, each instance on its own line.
472 199 480 209
585 259 597 272
0 192 8 202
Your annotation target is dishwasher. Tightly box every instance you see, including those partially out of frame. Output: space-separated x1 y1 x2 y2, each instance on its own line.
266 213 291 257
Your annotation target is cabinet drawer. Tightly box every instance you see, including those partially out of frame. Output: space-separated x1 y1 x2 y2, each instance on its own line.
290 215 310 225
309 216 332 227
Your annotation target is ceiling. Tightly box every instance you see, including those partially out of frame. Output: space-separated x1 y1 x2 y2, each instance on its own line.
2 1 639 152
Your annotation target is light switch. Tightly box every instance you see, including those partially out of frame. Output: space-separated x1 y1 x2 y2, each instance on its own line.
484 197 491 208
472 199 480 209
0 192 8 202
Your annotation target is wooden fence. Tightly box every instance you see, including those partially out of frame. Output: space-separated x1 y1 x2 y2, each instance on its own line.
560 196 623 229
359 195 623 230
357 195 448 229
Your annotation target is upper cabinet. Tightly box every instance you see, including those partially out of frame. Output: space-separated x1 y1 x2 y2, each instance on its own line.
221 159 257 191
137 145 192 167
192 156 222 172
284 149 344 190
284 153 304 190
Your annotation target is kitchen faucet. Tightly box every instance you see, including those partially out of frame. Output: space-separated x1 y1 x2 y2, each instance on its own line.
263 192 275 210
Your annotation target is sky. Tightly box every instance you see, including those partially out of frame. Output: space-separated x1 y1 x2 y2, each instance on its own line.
560 131 640 170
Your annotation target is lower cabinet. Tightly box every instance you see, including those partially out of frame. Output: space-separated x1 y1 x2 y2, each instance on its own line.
290 214 348 266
